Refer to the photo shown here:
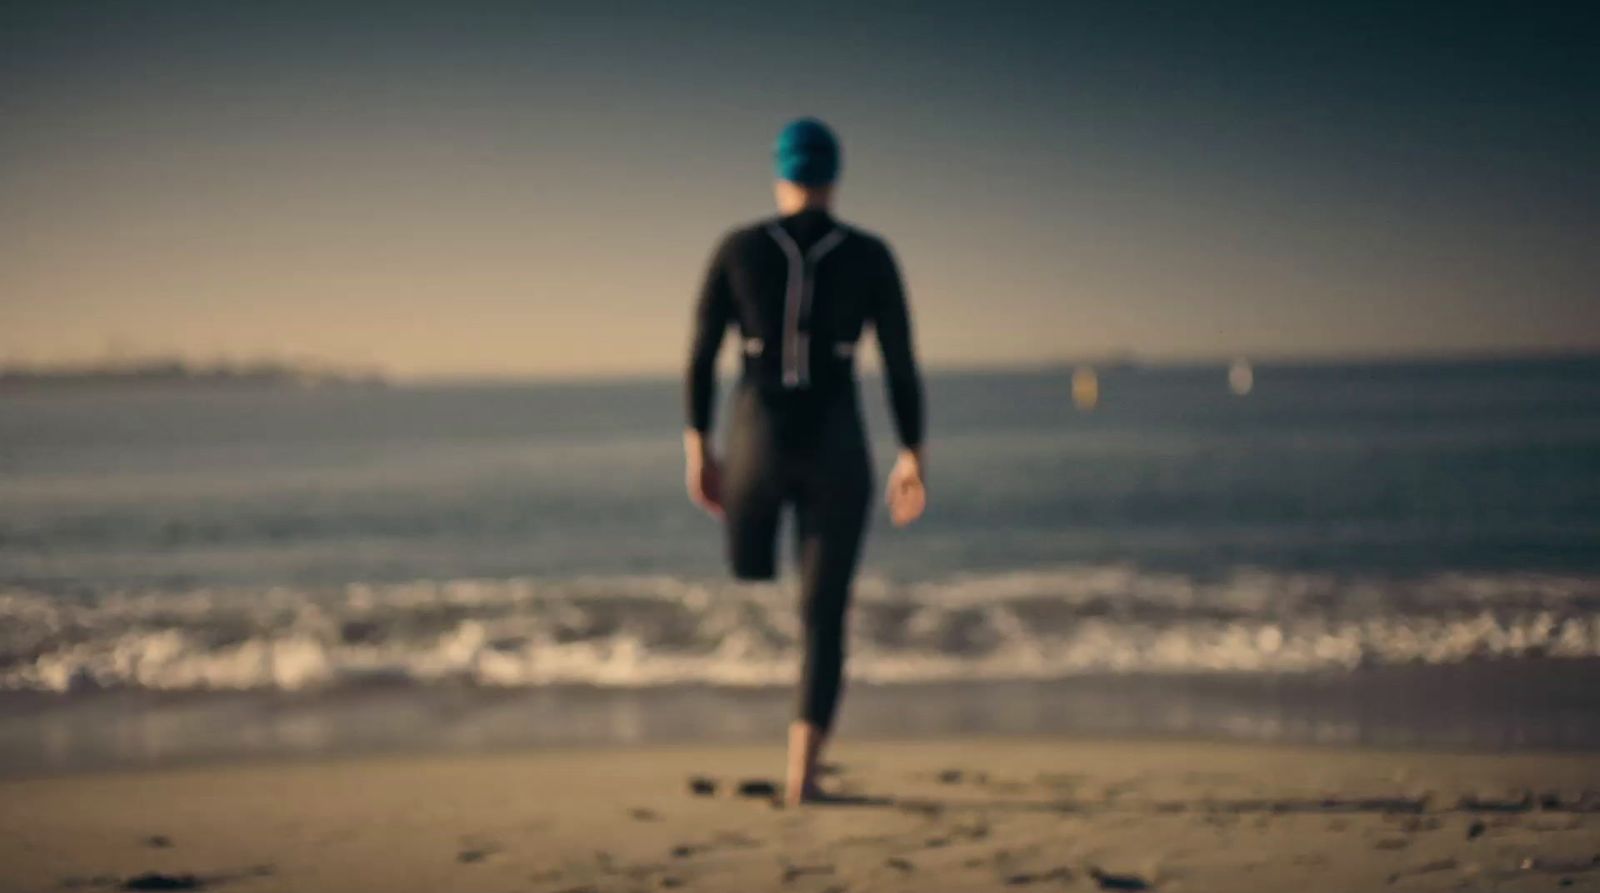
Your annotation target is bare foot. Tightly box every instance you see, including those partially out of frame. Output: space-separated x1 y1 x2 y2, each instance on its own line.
785 721 826 807
792 782 826 805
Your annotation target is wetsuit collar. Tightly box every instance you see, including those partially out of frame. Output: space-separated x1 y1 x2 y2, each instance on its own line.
782 206 834 224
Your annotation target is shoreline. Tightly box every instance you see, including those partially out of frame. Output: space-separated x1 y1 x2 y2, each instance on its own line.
5 659 1599 780
7 726 1600 787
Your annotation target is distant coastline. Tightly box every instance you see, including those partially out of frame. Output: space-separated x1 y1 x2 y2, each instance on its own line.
0 358 387 391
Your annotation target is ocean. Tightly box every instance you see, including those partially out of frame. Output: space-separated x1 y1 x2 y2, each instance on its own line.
3 357 1598 772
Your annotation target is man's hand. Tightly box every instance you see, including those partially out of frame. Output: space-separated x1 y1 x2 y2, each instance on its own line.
684 429 724 518
886 447 926 527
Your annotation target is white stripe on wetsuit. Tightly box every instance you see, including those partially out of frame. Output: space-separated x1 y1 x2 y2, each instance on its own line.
766 225 804 387
766 224 848 389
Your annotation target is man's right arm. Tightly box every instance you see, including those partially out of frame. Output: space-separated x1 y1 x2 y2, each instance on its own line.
684 237 732 516
685 238 732 436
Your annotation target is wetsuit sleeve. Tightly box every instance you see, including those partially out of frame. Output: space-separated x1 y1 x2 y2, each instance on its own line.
870 241 925 449
685 237 732 433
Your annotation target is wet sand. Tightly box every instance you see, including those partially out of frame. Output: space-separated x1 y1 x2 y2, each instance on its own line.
3 737 1598 892
9 660 1600 780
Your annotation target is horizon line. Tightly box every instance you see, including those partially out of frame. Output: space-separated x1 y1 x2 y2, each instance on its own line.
393 345 1600 387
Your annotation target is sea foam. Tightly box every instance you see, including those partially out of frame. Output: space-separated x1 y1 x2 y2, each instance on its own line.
3 566 1598 693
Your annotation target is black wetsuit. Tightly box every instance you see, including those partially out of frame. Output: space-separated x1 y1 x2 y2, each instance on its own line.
686 208 924 732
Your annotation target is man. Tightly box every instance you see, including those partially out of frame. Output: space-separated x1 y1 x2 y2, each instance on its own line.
683 117 928 805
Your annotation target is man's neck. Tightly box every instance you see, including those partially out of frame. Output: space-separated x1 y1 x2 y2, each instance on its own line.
775 181 834 215
778 198 830 215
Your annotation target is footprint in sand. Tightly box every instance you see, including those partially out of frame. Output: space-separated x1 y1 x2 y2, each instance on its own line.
116 865 273 891
1385 858 1458 884
120 873 203 891
456 836 502 864
897 799 945 818
1088 867 1153 891
780 863 835 884
1004 867 1073 886
737 778 780 799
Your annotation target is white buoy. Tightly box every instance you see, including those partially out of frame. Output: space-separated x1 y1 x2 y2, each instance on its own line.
1228 357 1253 395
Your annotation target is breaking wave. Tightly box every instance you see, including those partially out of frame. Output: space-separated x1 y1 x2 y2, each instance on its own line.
4 566 1599 693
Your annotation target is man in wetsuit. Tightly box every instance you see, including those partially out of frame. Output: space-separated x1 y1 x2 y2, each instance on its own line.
683 117 927 805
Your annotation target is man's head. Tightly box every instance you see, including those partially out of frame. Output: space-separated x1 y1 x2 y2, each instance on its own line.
773 117 839 212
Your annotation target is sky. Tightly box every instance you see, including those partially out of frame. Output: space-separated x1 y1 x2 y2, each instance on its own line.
2 1 1597 379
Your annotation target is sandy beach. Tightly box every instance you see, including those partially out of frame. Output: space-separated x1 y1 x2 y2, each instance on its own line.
3 736 1597 892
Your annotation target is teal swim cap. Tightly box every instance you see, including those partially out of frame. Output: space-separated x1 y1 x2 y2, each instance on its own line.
773 118 840 186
